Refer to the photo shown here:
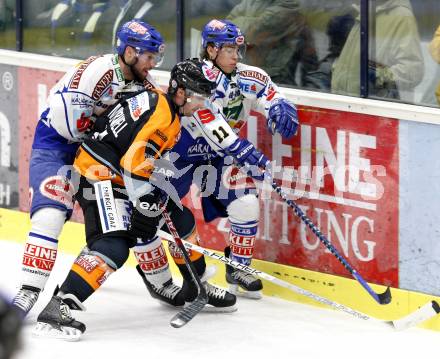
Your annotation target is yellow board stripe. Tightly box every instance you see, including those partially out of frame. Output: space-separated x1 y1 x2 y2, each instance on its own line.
1 207 439 331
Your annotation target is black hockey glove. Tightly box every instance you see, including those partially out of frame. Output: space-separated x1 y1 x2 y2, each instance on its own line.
129 189 166 243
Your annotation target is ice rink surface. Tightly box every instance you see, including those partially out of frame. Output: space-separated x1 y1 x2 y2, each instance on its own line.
1 240 438 359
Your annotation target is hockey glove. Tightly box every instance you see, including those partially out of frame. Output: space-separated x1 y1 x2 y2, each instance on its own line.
129 189 165 243
226 138 270 181
267 98 299 139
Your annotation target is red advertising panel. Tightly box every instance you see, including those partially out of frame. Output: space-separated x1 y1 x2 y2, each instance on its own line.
187 106 399 286
17 67 84 221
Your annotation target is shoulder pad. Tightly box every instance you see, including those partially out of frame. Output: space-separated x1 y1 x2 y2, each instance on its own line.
236 63 270 99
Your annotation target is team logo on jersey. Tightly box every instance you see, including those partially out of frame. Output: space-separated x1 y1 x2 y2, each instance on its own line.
40 176 74 209
69 56 99 89
92 70 113 100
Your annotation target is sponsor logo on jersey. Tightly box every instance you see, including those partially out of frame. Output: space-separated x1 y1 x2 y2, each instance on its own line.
92 70 114 100
108 106 128 137
128 92 151 120
23 244 57 271
239 80 256 94
69 56 99 89
196 108 215 124
239 70 268 85
71 95 94 107
154 129 168 142
222 166 256 190
76 112 93 132
187 139 212 156
143 78 155 90
139 202 159 211
39 176 74 209
267 84 276 101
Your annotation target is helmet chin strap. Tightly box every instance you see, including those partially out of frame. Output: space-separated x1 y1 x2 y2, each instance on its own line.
121 51 145 82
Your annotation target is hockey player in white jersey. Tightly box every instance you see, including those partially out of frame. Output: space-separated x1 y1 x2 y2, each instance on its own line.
12 19 166 317
137 19 299 301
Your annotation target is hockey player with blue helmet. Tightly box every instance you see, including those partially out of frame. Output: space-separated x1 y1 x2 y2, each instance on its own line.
11 19 165 317
137 19 299 303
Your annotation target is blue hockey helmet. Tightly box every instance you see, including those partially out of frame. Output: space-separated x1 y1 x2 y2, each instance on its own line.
116 20 165 66
201 19 245 49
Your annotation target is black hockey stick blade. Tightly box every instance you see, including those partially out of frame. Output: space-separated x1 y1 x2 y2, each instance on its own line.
170 295 208 328
377 286 392 305
392 300 440 330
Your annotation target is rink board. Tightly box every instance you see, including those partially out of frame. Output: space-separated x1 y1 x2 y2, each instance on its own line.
1 207 439 331
1 50 440 312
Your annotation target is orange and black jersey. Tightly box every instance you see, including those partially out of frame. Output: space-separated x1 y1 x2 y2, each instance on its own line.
74 89 181 185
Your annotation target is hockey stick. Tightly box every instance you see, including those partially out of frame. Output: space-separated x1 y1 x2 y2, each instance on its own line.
158 230 440 329
264 171 392 305
160 205 208 328
158 229 370 321
392 300 440 330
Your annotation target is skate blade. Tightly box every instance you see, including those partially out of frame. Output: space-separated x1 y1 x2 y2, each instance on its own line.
184 302 238 313
228 284 263 300
32 322 83 342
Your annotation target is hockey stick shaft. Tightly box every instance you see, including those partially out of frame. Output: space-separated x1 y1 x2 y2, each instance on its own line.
160 206 207 328
160 230 440 330
158 229 371 321
265 172 391 305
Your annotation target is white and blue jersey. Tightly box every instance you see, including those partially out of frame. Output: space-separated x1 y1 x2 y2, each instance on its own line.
170 60 284 221
30 54 155 218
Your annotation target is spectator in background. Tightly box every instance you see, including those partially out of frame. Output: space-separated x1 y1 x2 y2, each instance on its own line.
428 24 440 105
305 13 355 90
227 0 318 88
331 0 424 102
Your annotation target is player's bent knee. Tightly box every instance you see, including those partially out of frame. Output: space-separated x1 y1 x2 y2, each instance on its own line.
227 194 259 223
89 235 130 269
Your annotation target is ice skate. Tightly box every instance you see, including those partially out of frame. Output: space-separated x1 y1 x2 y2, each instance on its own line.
12 285 40 317
183 265 237 313
225 247 263 299
33 295 85 341
136 265 185 307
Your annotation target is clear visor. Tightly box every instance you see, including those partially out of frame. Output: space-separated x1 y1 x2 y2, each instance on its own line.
136 48 165 67
184 88 211 102
219 43 246 59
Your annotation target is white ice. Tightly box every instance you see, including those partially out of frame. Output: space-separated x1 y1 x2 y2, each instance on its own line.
1 240 438 359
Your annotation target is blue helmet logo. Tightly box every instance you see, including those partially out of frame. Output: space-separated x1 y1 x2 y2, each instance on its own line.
201 19 244 49
116 20 165 60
